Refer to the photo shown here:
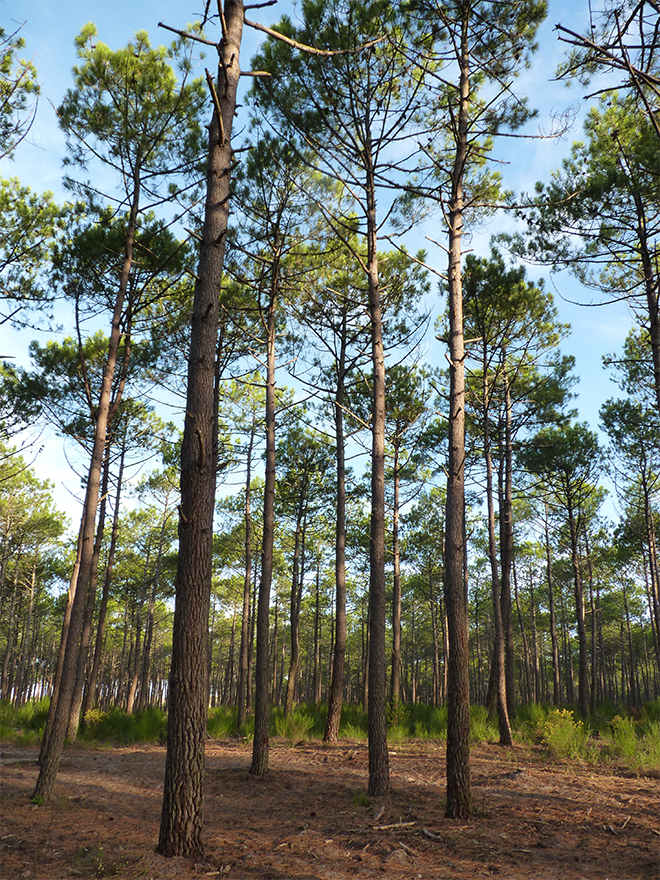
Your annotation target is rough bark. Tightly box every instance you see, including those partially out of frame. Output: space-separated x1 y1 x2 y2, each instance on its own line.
158 0 244 856
443 8 471 821
366 158 390 798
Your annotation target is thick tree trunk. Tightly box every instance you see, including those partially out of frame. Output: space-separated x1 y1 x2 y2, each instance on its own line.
158 0 244 856
38 521 83 763
313 563 323 703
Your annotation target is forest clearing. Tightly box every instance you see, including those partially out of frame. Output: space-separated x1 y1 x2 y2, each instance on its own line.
2 736 659 880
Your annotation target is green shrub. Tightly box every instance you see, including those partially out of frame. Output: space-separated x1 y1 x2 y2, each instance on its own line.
515 702 548 742
207 706 239 739
607 715 639 764
639 721 660 774
81 706 166 744
402 704 448 739
273 708 315 744
541 708 590 759
641 699 660 724
470 704 499 743
605 714 660 774
340 721 368 741
0 698 51 742
339 703 369 737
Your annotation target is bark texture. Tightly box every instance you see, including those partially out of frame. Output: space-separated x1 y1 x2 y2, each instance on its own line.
158 0 244 857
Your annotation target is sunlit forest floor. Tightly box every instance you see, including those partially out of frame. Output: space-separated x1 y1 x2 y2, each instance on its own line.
1 737 658 880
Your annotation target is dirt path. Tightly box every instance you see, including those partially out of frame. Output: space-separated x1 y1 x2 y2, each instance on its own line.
1 739 658 879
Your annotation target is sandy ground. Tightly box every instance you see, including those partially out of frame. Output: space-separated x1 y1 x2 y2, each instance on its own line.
1 738 658 879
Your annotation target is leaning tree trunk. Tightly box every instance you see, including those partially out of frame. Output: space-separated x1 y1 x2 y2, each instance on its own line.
81 438 126 720
67 449 113 741
158 0 244 857
33 163 139 803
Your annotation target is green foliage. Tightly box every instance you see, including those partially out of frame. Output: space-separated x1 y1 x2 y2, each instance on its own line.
81 706 166 744
58 23 206 209
0 698 51 742
470 705 499 744
207 706 242 739
0 24 39 159
514 702 551 742
541 708 591 759
605 714 660 775
641 700 660 724
337 703 369 739
384 702 449 741
0 178 71 330
273 707 316 744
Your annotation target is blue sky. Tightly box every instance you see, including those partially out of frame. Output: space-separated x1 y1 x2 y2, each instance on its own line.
1 0 633 523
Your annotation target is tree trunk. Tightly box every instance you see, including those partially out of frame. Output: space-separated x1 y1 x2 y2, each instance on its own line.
567 496 589 718
82 439 125 719
67 450 113 740
443 13 471 819
499 364 516 719
544 505 561 707
251 277 278 776
365 158 389 798
237 417 255 730
482 361 512 744
158 0 244 856
324 322 348 741
33 153 139 803
390 445 403 708
38 520 83 764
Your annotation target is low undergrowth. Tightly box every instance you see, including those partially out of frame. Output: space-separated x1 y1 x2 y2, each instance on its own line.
1 697 658 775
